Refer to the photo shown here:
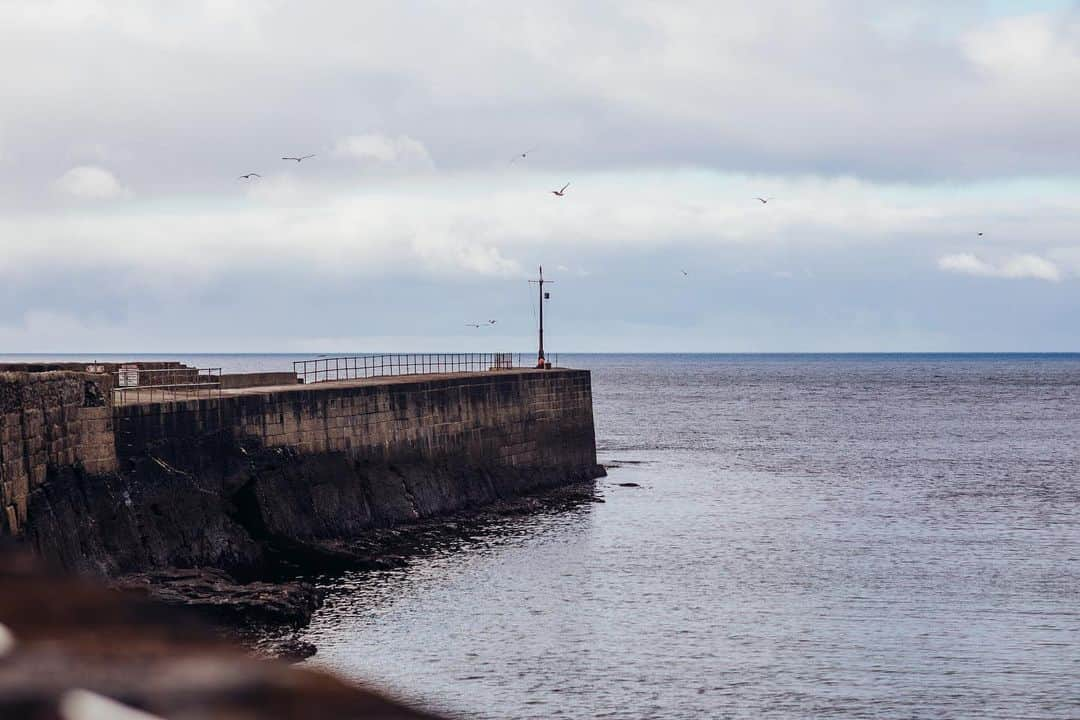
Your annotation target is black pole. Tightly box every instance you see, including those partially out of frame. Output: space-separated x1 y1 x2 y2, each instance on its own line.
529 266 554 369
537 265 545 366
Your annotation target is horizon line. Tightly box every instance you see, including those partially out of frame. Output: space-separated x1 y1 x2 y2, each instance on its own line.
3 351 1080 357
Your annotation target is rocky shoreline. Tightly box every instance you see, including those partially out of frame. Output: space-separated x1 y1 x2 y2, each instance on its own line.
106 478 604 660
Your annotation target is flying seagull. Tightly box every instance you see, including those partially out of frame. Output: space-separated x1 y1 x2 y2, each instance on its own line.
238 173 261 180
681 269 688 276
977 232 984 236
510 146 537 163
465 322 484 328
488 320 497 325
551 182 570 197
755 197 773 204
282 154 316 163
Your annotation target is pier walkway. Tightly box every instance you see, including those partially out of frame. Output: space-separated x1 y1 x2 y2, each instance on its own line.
109 352 560 406
111 367 563 406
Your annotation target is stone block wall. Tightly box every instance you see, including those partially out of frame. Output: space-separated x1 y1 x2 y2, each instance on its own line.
0 372 117 534
219 372 299 390
115 370 597 473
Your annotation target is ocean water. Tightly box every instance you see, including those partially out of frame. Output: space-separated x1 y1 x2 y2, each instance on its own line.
302 354 1080 719
7 353 1079 718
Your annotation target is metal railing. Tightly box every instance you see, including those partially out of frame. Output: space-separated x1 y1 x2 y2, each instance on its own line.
293 353 537 385
112 366 223 405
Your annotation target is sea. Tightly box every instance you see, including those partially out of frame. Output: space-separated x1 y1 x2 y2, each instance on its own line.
5 353 1079 718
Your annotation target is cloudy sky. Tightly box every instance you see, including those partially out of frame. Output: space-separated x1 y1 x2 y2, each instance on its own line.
1 0 1079 352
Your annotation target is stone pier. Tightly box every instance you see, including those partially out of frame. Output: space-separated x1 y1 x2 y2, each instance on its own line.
0 364 603 578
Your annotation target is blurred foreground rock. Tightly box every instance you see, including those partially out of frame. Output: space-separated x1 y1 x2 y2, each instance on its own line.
0 551 449 720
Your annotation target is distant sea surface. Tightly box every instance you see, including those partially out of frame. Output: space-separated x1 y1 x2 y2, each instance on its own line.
7 353 1079 718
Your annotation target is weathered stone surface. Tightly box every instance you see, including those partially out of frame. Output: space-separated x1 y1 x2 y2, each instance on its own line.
220 371 299 389
113 370 600 475
0 371 117 535
26 460 263 577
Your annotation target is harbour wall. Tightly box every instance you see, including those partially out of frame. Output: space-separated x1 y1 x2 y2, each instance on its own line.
3 368 602 577
0 371 117 535
115 370 597 471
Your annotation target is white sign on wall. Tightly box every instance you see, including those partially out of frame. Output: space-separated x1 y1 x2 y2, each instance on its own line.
117 365 139 387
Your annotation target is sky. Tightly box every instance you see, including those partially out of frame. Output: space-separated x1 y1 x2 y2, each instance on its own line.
1 0 1079 353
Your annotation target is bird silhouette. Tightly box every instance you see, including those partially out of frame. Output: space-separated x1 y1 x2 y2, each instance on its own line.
755 197 773 204
238 173 261 180
282 154 316 163
510 146 537 163
488 320 497 325
465 322 484 328
551 182 570 197
977 232 984 236
681 269 688 276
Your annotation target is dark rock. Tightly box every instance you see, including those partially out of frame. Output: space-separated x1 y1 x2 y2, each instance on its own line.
83 379 107 407
26 438 605 582
265 637 318 663
603 459 645 469
112 568 323 626
617 482 641 487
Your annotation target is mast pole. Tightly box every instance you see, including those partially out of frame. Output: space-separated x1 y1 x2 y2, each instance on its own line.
529 265 554 368
537 265 545 367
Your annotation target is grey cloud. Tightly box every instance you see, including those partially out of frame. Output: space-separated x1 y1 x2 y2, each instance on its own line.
1 0 1080 206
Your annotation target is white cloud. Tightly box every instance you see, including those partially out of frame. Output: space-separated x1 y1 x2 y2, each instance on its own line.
53 165 130 200
937 253 1062 281
962 13 1080 86
418 242 520 276
939 253 992 275
333 134 434 172
4 170 1080 294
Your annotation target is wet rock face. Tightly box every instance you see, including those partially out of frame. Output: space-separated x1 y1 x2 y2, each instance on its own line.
26 439 604 579
0 552 449 720
113 568 322 627
25 456 263 578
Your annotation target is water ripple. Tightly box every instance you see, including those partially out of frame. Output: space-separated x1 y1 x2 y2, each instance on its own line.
304 356 1080 719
